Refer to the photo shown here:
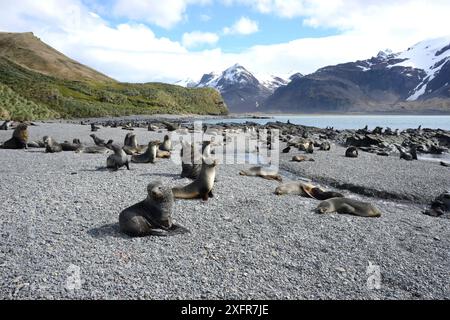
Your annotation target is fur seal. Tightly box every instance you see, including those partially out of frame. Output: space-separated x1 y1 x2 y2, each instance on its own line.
106 143 130 171
131 141 159 164
239 166 282 182
306 142 314 154
0 123 28 149
157 150 171 159
440 161 450 167
275 182 343 200
282 146 291 153
320 142 331 151
180 141 202 179
345 147 358 158
43 136 63 153
91 123 100 132
90 134 107 147
119 181 189 237
291 155 315 162
172 157 218 201
159 135 172 152
61 139 82 152
317 198 381 217
123 133 146 155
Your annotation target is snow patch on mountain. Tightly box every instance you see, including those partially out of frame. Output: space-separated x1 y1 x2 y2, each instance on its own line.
388 36 450 100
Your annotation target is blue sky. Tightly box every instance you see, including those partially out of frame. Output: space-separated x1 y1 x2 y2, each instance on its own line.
1 0 450 83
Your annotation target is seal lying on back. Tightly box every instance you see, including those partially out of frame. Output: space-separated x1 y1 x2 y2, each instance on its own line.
275 181 343 200
106 143 130 171
172 157 218 201
317 198 382 217
76 141 112 154
345 147 358 158
119 181 189 237
131 141 159 164
239 166 282 182
0 123 28 149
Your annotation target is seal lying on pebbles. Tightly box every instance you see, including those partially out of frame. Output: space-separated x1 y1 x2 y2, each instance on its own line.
106 143 130 171
345 147 358 158
275 181 343 200
61 139 82 152
239 166 283 182
76 142 112 154
423 192 450 217
43 136 63 153
172 157 218 201
317 198 382 217
441 161 450 167
180 141 202 179
131 141 159 164
159 135 172 152
91 123 100 132
0 123 28 149
119 181 189 237
292 155 315 162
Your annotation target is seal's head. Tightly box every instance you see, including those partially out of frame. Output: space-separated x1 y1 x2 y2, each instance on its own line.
317 201 332 214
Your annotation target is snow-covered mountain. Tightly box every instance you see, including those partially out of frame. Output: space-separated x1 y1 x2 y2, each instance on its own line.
187 64 293 112
264 36 450 113
173 78 197 88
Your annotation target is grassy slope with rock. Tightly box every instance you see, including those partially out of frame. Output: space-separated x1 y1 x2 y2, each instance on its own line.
0 32 228 121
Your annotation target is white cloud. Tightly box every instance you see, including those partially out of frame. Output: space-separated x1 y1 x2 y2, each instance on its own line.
0 0 450 84
200 14 212 22
112 0 211 29
182 31 219 48
223 17 259 35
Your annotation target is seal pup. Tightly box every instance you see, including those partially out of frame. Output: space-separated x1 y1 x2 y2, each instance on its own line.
131 141 159 164
159 135 172 152
180 141 202 179
239 166 282 182
90 134 107 147
0 123 28 149
317 198 382 217
119 181 189 237
292 155 315 162
345 147 358 158
106 143 130 171
172 157 218 201
43 136 63 153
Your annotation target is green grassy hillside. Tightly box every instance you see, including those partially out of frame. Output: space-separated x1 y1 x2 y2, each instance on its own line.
0 57 228 120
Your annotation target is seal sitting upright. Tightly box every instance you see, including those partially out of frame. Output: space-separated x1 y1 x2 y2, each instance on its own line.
0 123 28 149
119 181 190 237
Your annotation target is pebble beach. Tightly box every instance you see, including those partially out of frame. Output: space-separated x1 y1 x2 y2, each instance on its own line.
0 122 449 300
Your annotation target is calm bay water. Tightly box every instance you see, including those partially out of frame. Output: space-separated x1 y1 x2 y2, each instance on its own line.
204 115 450 130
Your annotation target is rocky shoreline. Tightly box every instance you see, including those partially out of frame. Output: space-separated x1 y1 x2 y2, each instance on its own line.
0 120 449 299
